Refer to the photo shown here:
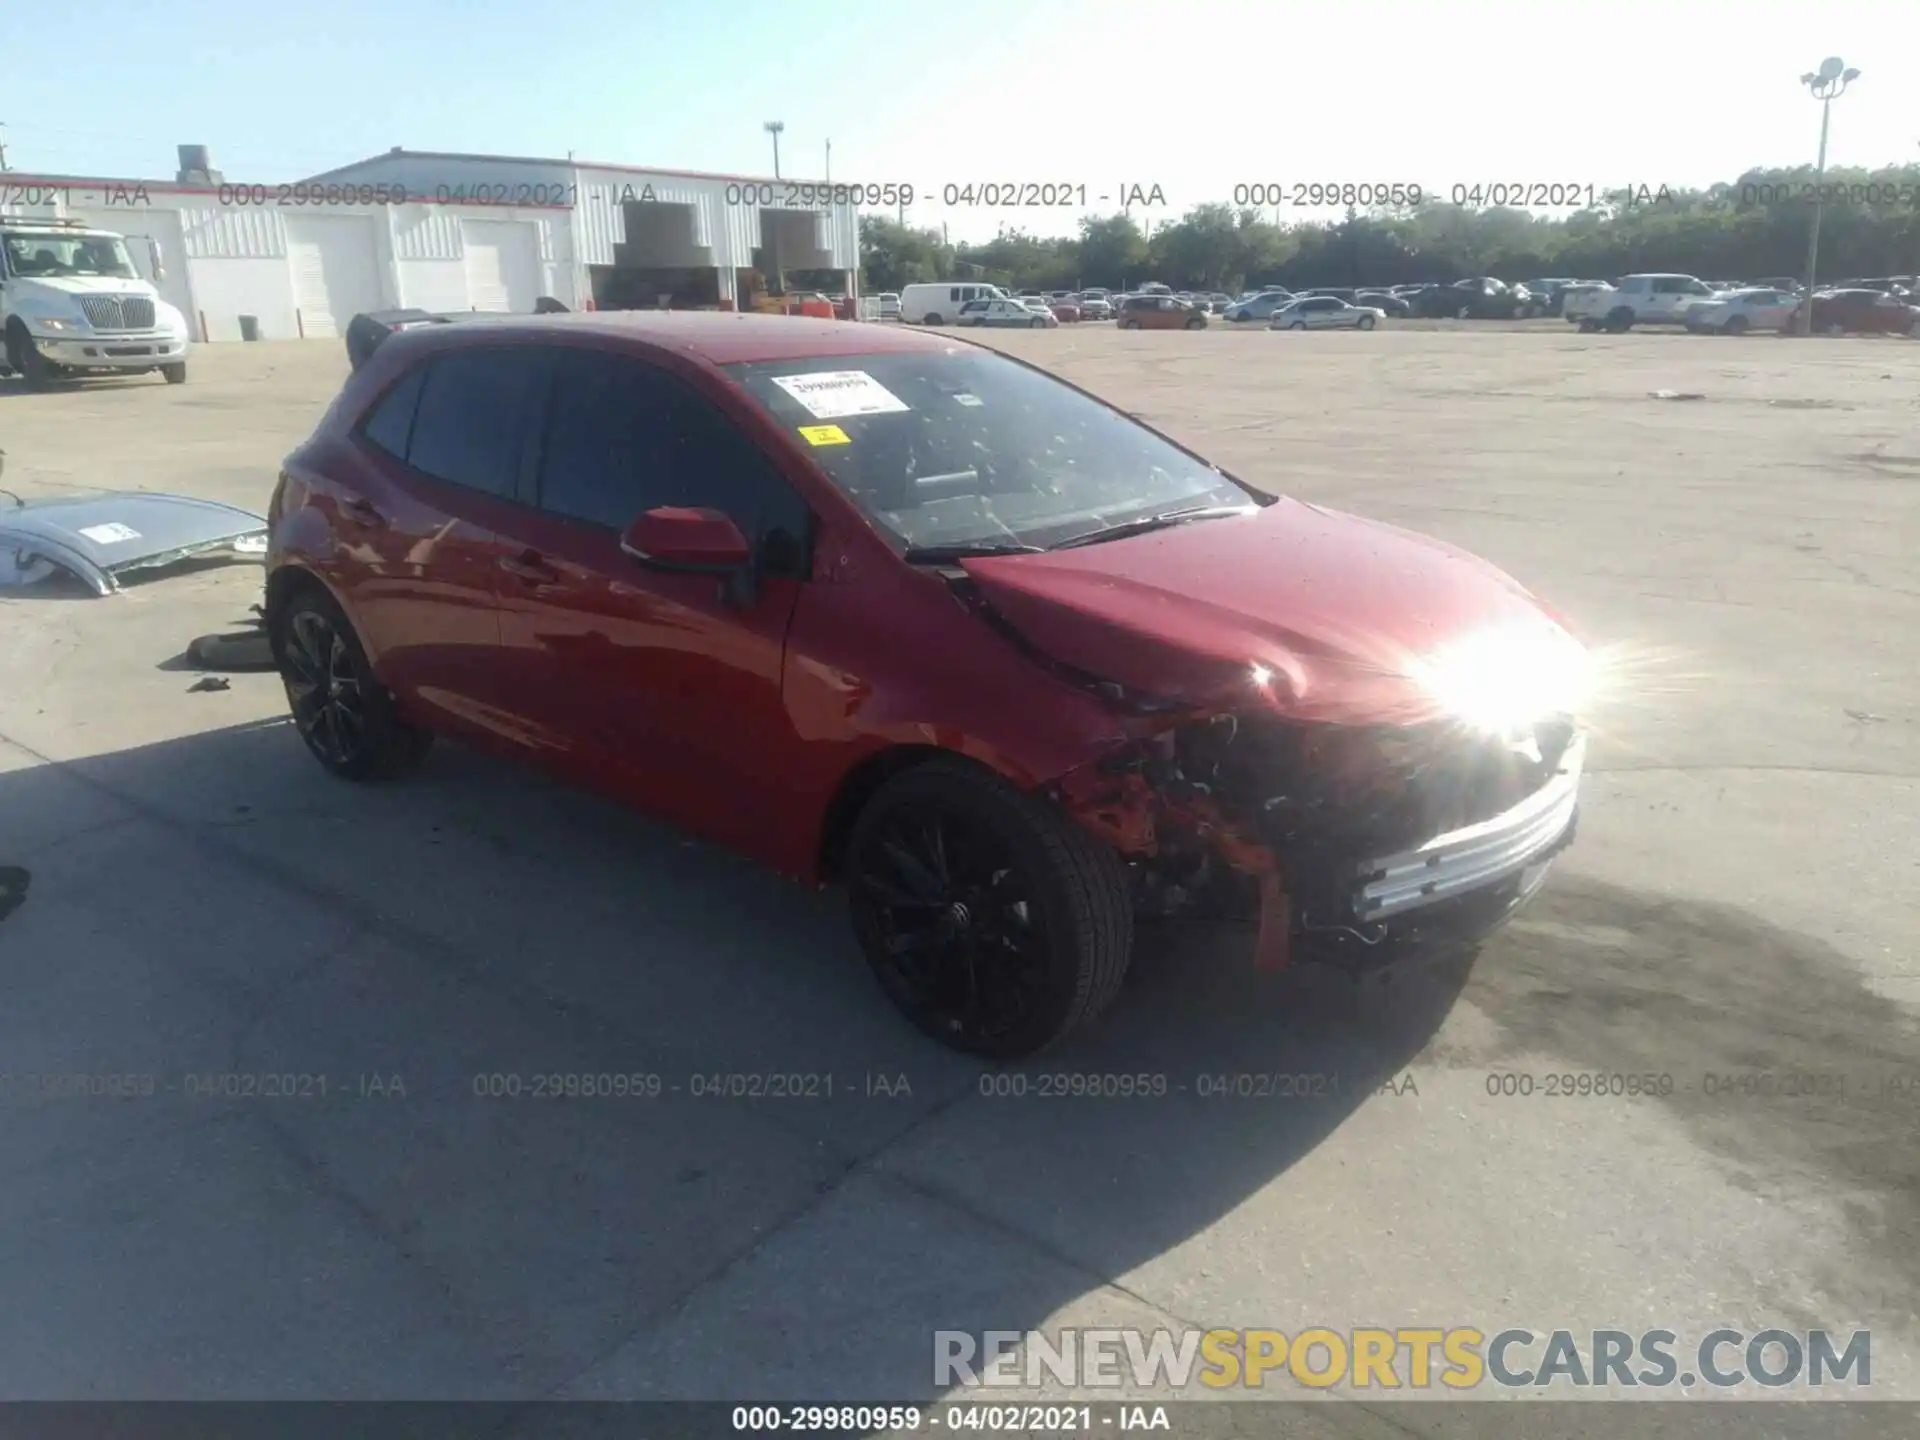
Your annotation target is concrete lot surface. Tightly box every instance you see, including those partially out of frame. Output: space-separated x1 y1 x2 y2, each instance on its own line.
0 328 1915 1431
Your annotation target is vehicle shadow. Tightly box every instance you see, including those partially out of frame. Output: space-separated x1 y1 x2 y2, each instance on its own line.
1 720 1911 1420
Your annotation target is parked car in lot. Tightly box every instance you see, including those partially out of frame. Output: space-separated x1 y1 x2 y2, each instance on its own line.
875 292 901 320
959 298 1058 328
1682 287 1799 334
265 311 1589 1056
1045 297 1083 322
1076 295 1113 320
1517 279 1578 316
1222 291 1296 322
1299 287 1358 302
1835 277 1914 300
1270 296 1385 330
1353 289 1412 317
1563 274 1717 331
1117 295 1208 329
1792 288 1919 336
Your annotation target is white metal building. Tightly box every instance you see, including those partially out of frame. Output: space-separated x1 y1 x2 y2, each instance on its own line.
0 145 862 342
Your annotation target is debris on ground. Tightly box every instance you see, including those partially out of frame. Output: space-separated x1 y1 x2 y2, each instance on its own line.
1649 390 1707 401
187 676 232 693
187 630 276 670
1845 709 1888 724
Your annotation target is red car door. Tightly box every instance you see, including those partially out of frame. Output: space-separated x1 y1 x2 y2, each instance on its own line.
490 344 814 856
318 346 548 743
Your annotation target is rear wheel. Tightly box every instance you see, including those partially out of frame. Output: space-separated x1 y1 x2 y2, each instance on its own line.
1119 318 1139 329
271 583 433 781
1605 307 1635 332
846 759 1133 1058
1357 314 1376 330
1723 315 1749 336
923 313 945 326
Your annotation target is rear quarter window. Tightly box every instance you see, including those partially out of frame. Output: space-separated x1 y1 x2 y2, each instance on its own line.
358 365 426 459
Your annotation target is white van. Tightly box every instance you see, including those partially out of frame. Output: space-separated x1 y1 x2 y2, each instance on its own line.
899 281 1007 326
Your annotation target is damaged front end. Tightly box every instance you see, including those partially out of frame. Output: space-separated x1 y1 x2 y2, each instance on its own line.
1051 706 1584 974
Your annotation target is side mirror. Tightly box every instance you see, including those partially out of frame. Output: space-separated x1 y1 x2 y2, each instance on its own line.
620 506 751 571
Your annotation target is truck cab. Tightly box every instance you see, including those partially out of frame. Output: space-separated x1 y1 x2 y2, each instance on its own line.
1565 273 1716 331
0 219 192 388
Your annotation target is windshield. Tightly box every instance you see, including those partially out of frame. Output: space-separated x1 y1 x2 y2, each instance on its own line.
2 232 139 279
724 348 1260 552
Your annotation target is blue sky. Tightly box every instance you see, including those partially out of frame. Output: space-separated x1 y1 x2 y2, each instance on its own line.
8 0 1918 242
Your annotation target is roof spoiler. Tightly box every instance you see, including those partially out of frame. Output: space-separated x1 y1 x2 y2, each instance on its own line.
344 298 571 371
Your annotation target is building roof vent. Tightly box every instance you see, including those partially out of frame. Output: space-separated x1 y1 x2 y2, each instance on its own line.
176 144 223 184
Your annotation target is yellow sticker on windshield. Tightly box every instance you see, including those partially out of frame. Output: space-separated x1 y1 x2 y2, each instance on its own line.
799 424 851 446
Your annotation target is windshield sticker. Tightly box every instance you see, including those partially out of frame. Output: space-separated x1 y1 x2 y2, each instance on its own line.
953 393 984 407
771 370 911 419
77 522 141 544
798 424 851 447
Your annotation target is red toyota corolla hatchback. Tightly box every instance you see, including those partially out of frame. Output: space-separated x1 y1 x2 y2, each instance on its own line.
266 312 1588 1056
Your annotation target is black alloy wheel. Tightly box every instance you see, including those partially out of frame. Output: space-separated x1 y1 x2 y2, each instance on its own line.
274 586 431 780
847 760 1131 1057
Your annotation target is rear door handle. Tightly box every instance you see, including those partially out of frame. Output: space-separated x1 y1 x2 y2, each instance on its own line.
498 551 560 584
341 497 386 528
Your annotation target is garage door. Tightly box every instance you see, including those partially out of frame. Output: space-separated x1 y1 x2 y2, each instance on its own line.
460 219 541 313
284 215 383 338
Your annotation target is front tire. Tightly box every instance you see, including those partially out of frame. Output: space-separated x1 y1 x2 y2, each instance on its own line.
846 758 1133 1058
1030 316 1045 328
1357 314 1376 330
161 362 187 384
6 321 55 390
1186 316 1205 329
271 582 433 781
1605 308 1635 333
1723 315 1749 336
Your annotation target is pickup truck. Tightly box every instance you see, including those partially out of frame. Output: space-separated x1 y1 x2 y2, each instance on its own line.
1562 273 1719 331
1 218 191 387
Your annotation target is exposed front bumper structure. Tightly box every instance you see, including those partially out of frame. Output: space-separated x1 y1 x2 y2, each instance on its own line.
32 330 188 370
1353 733 1585 921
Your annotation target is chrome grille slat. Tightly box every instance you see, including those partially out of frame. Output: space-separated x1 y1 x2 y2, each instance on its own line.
75 296 155 331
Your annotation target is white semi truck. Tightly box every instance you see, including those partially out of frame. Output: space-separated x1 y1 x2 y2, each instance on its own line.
0 217 192 388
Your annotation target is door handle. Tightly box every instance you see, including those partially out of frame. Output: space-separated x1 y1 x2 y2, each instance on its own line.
498 551 559 584
341 496 386 528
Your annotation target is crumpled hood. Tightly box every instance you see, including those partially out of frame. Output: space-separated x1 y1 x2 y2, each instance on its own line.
959 497 1569 724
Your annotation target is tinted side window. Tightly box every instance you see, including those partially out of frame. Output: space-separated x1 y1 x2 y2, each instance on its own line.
407 347 546 497
536 352 811 575
359 365 426 459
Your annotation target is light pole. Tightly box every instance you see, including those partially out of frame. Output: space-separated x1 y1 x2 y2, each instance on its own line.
825 139 831 182
763 120 784 179
1796 57 1860 334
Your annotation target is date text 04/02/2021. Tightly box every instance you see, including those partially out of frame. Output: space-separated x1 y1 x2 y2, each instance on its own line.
730 1404 1171 1431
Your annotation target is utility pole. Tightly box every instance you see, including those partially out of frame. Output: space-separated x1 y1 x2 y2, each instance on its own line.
763 121 784 179
825 139 831 182
1796 58 1860 334
0 123 10 171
